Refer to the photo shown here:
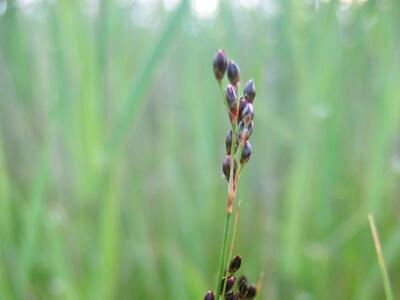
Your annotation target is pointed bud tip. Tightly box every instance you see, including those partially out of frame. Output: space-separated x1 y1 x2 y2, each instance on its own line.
204 289 215 300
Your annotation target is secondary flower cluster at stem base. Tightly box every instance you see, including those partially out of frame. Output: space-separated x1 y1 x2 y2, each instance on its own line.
203 254 258 300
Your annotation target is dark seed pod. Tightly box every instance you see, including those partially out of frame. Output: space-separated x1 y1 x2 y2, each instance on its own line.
204 290 215 300
224 291 237 300
225 129 239 155
238 275 248 297
240 142 252 164
246 284 257 298
225 84 237 110
225 85 239 123
238 121 254 143
241 103 254 126
238 97 247 124
243 79 256 103
213 49 228 82
229 254 241 273
222 156 238 181
220 276 236 293
227 60 240 86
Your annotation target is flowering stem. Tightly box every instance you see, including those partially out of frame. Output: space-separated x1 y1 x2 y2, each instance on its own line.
216 118 238 299
215 211 232 299
221 200 241 296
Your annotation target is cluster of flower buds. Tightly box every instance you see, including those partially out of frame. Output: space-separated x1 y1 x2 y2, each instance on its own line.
203 254 258 300
213 49 256 182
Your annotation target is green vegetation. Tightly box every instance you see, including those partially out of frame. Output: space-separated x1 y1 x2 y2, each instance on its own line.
0 1 399 299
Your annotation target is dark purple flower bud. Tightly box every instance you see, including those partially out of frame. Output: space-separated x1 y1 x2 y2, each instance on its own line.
225 85 237 109
238 97 247 124
222 156 237 181
243 79 256 103
220 276 236 293
238 121 254 143
246 284 257 298
227 60 240 86
224 291 237 300
241 103 254 126
225 85 239 123
225 129 239 155
229 254 241 273
213 49 228 82
238 275 248 297
204 290 215 300
240 141 252 164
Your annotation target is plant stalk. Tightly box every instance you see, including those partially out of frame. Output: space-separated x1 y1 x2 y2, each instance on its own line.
215 211 232 299
368 213 394 300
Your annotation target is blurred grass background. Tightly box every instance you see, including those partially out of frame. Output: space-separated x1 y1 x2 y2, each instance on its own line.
0 0 400 299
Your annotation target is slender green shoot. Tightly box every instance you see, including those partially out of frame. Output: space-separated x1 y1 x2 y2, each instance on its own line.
368 213 394 300
215 212 232 299
222 200 241 296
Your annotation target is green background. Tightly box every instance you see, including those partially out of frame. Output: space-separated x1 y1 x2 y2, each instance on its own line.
0 0 399 299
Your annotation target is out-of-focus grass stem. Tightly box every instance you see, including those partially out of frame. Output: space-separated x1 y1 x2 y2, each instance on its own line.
368 214 394 300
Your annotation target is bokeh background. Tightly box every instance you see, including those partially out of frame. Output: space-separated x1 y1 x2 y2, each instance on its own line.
1 0 400 299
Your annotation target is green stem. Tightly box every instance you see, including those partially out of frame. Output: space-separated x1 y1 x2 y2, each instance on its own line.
222 200 241 296
215 212 232 299
368 214 394 300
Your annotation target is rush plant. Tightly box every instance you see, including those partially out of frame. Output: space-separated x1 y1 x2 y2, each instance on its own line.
203 50 258 300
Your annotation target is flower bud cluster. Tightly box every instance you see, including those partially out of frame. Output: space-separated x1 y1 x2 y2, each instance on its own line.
203 254 258 300
213 49 256 182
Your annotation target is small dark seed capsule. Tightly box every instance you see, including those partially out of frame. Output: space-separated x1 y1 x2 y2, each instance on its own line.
243 79 256 103
225 129 239 155
222 156 238 181
241 103 254 126
224 291 237 300
213 49 228 82
220 276 236 293
238 97 247 124
238 121 254 142
240 141 252 164
227 60 240 86
204 290 215 300
246 284 257 298
225 84 237 110
238 275 248 297
229 254 242 273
